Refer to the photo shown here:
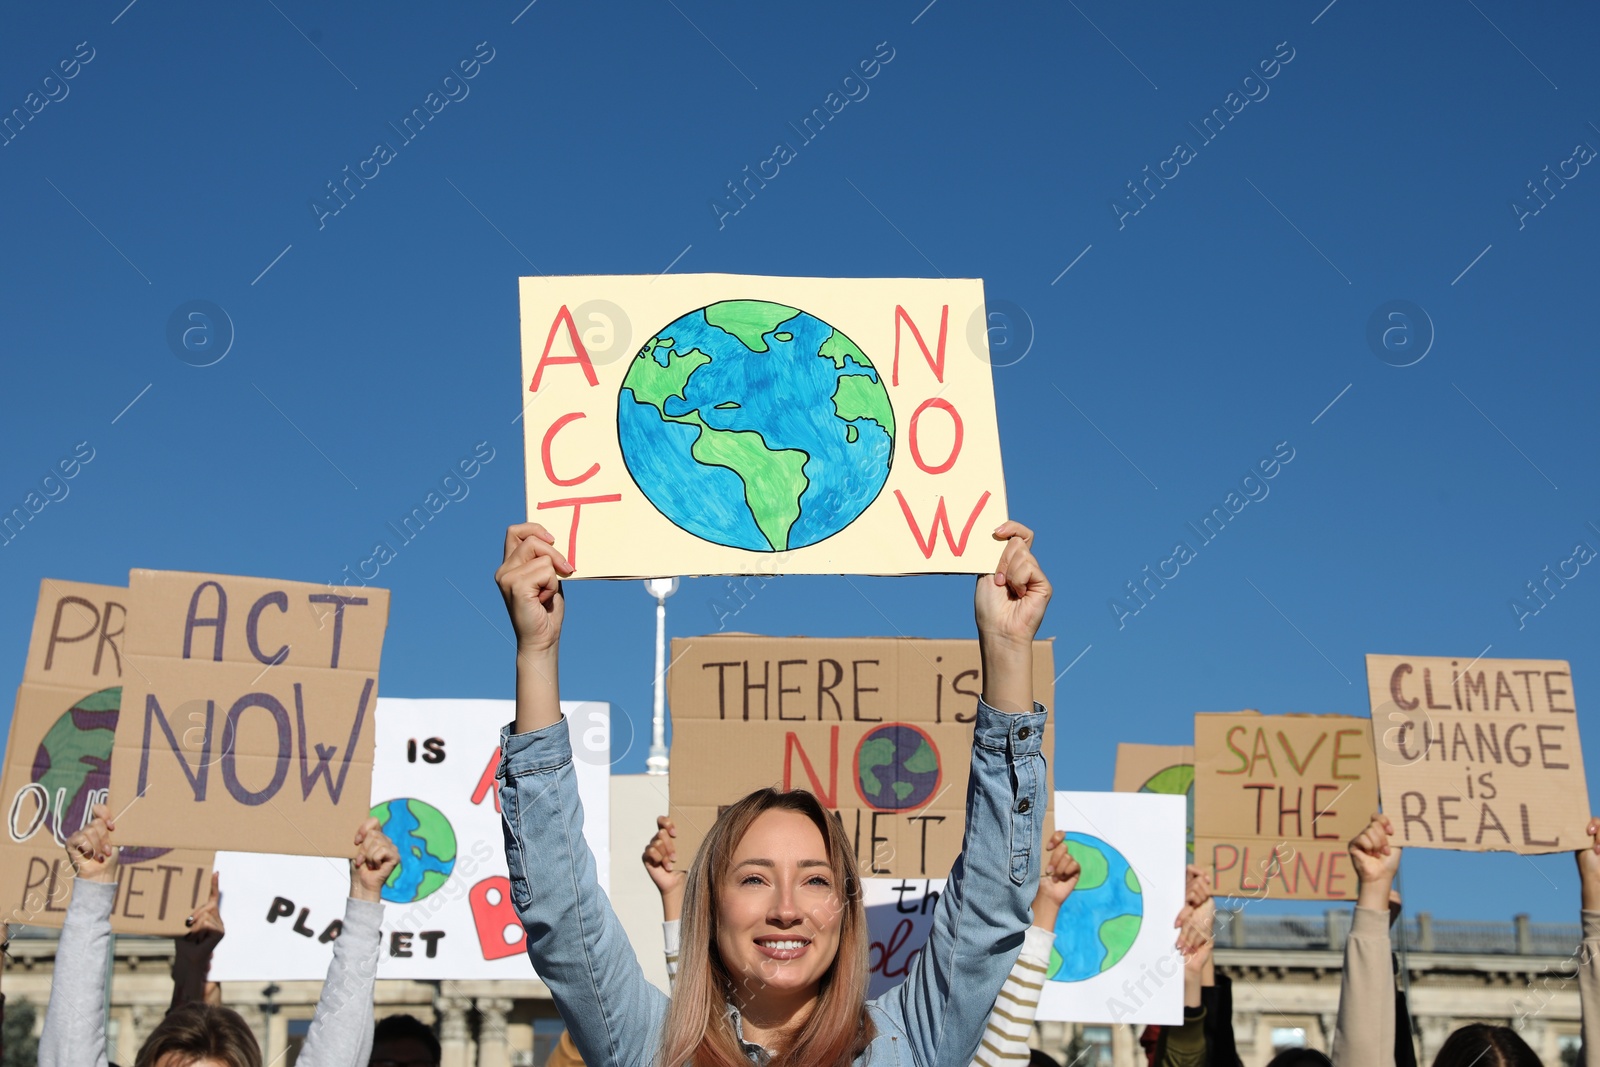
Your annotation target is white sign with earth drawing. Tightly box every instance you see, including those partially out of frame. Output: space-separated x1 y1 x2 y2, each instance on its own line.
1034 791 1186 1026
209 698 610 981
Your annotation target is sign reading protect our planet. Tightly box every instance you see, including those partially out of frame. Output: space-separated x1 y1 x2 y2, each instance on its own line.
1 580 213 934
210 698 611 981
518 274 1009 577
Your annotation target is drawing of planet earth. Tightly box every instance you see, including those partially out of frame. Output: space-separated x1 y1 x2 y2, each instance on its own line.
1047 832 1143 982
855 724 941 811
618 301 895 552
1139 763 1195 859
371 797 457 903
29 687 169 864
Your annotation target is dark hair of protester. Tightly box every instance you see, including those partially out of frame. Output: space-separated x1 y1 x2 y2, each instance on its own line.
1432 1025 1542 1067
1265 1050 1332 1067
1029 1050 1064 1067
372 1013 443 1066
659 787 873 1067
134 1004 262 1067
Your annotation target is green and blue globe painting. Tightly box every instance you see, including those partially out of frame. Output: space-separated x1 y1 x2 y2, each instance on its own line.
1046 832 1143 982
1138 764 1195 860
618 301 895 552
855 723 941 811
29 687 168 864
371 798 457 904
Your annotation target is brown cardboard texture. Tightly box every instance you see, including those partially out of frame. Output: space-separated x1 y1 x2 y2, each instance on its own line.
1113 744 1194 794
1193 711 1377 901
107 571 390 856
1 579 213 934
667 635 1054 878
1366 654 1589 854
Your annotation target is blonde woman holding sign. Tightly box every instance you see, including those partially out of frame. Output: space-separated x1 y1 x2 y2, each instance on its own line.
494 519 1052 1067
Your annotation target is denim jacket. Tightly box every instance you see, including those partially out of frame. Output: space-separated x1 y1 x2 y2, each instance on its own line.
498 698 1048 1067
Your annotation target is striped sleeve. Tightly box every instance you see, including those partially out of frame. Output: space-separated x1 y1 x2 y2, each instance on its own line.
663 919 680 989
973 924 1055 1067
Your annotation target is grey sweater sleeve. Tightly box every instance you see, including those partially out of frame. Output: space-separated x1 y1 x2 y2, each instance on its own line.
39 880 115 1067
1331 906 1396 1067
294 897 384 1067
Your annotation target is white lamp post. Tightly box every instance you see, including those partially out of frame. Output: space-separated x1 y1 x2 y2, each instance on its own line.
644 577 680 775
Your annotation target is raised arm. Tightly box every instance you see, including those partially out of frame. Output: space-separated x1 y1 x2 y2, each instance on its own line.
169 873 224 1013
878 522 1052 1067
295 818 399 1067
976 830 1078 1067
496 522 667 1067
39 804 119 1067
1576 819 1600 1066
1331 813 1401 1067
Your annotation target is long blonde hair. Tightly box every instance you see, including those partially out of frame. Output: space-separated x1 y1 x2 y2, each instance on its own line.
657 789 875 1067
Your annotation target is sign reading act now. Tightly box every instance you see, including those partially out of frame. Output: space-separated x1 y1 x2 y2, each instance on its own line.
667 634 1054 879
108 570 391 858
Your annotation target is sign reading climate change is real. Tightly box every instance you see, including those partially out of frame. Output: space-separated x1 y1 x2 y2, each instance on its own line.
210 699 611 981
518 274 1009 577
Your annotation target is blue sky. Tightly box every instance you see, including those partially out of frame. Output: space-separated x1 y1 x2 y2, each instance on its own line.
2 0 1598 922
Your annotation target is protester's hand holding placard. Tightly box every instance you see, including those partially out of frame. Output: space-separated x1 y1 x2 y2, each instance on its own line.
519 274 1008 577
108 571 390 856
1 580 213 933
1194 711 1378 901
1366 654 1589 853
667 634 1054 879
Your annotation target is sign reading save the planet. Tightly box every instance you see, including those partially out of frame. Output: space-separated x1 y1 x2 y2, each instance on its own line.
1035 791 1186 1026
518 274 1009 577
667 633 1054 880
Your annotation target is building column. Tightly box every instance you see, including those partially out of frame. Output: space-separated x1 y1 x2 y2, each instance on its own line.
475 997 514 1067
1111 1023 1137 1067
128 1003 162 1057
1417 1015 1452 1065
438 995 473 1067
1317 1012 1338 1053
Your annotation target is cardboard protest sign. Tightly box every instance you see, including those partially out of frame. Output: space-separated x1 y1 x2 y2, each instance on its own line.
1193 712 1376 901
1113 743 1194 859
1366 654 1589 854
1 579 212 934
518 274 1009 577
108 571 390 857
210 698 611 980
1035 791 1186 1026
668 634 1054 879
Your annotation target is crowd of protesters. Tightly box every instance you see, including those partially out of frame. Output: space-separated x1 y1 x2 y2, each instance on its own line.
5 521 1597 1067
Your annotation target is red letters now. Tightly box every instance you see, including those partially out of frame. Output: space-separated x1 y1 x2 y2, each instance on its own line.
892 305 948 387
894 490 991 559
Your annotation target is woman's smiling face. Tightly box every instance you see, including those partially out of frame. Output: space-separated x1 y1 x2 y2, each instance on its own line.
715 808 844 1009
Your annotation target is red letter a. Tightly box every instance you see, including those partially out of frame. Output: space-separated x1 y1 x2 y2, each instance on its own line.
529 305 599 392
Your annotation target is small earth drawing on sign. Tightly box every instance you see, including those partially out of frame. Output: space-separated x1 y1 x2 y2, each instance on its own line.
1138 764 1195 860
854 723 940 812
371 797 457 904
618 300 895 552
1046 832 1143 982
30 687 169 864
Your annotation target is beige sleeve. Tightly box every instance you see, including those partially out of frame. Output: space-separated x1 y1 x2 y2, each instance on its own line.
1331 907 1395 1067
1580 910 1600 1065
974 925 1054 1067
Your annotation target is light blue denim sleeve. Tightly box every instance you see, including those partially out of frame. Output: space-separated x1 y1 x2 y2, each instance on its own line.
498 715 668 1067
874 698 1048 1067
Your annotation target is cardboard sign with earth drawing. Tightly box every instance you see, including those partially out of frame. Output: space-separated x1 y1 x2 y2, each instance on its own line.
1114 743 1195 860
667 634 1054 880
1 579 213 934
518 273 1008 577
